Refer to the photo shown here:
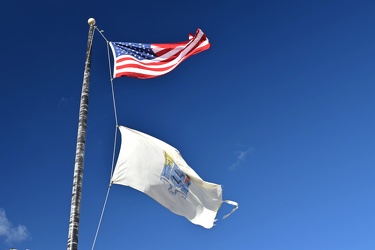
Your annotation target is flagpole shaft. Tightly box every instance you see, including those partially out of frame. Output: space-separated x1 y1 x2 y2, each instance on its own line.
67 18 96 250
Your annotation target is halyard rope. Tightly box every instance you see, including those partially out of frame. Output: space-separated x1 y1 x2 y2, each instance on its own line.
91 27 119 250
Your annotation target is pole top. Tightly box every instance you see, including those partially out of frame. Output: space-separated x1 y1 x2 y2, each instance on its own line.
88 18 96 26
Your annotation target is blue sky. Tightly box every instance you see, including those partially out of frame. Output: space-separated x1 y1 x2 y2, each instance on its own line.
1 0 375 249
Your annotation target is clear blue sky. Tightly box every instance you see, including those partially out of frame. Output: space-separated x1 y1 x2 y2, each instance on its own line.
1 0 374 249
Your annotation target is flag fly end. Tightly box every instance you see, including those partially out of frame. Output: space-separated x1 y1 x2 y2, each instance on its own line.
222 200 239 219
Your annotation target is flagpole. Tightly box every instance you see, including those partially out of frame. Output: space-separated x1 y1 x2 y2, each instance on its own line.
67 18 96 250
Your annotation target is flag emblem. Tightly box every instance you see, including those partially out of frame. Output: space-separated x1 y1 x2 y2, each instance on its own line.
160 152 191 199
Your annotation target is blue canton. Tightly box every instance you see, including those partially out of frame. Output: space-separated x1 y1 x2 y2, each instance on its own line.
113 42 157 60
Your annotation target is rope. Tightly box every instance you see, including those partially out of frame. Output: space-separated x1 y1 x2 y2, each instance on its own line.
91 184 111 250
95 26 109 43
91 26 120 250
96 26 118 130
107 44 119 129
106 40 120 177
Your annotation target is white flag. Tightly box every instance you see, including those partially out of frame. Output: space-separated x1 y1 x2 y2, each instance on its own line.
111 126 238 229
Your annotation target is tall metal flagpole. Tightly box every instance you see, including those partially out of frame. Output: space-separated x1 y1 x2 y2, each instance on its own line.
67 18 96 250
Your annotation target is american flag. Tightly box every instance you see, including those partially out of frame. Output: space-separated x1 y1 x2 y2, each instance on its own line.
109 29 210 79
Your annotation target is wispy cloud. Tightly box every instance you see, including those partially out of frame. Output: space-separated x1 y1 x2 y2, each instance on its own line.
0 209 30 244
229 147 254 170
58 96 69 108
